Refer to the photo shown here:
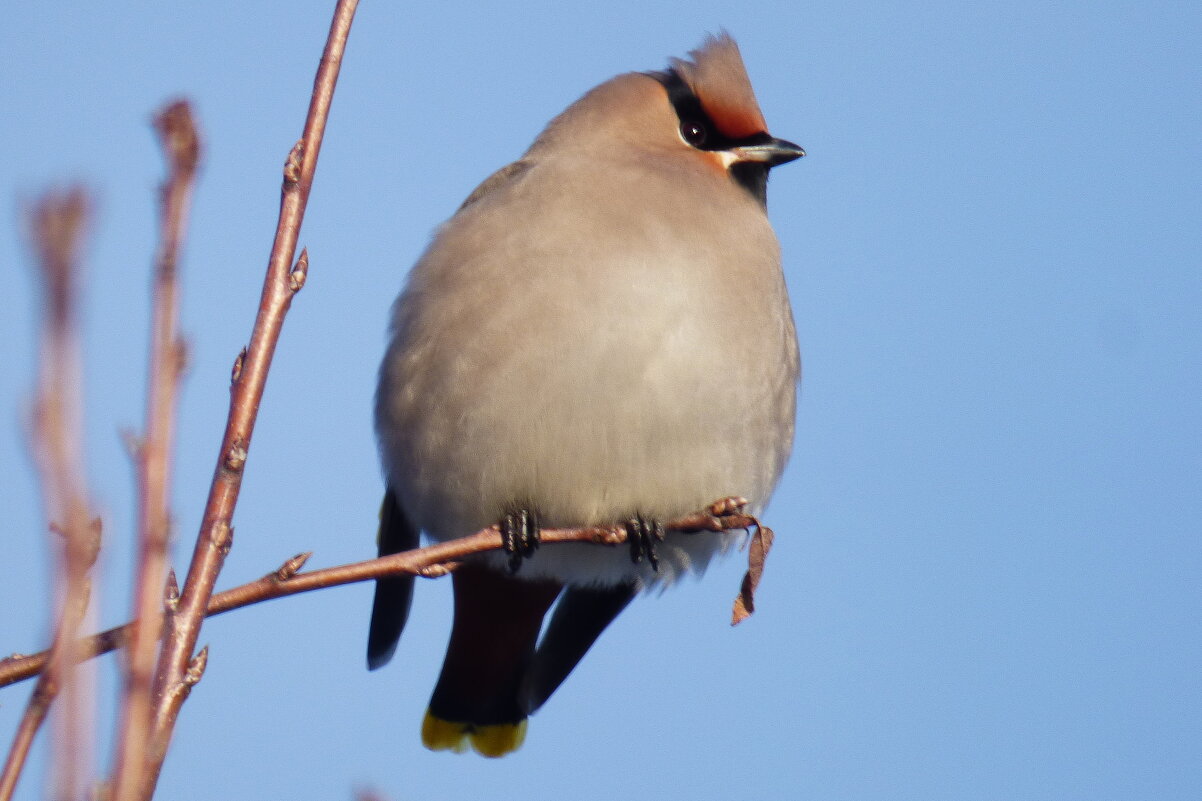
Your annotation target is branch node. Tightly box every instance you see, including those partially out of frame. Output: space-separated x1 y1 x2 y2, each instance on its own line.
53 518 103 567
28 187 91 320
184 646 208 687
708 495 748 516
671 500 757 534
592 526 626 546
417 562 458 578
164 569 180 613
152 99 201 179
223 441 247 472
210 521 234 555
275 552 312 581
289 248 309 292
230 347 247 385
283 140 304 185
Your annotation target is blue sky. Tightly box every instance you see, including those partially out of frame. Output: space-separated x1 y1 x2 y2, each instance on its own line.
1 2 1199 799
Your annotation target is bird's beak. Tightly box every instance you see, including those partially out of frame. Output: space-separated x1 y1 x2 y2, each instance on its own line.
730 137 806 167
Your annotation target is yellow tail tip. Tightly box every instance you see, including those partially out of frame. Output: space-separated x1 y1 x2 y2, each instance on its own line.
421 712 470 754
471 719 528 758
421 710 527 757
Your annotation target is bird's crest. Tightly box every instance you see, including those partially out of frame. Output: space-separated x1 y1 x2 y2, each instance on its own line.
669 32 768 139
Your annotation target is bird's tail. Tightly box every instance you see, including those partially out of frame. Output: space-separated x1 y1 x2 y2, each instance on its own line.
424 564 561 757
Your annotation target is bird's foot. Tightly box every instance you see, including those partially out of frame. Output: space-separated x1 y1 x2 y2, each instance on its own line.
501 508 540 574
625 515 666 572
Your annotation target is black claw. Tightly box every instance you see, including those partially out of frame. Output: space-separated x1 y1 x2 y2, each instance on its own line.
625 515 663 572
501 508 540 573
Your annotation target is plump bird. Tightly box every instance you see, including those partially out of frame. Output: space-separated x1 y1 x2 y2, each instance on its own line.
369 33 803 757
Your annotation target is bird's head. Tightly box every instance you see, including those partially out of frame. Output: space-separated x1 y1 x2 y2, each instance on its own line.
652 32 805 206
529 33 803 208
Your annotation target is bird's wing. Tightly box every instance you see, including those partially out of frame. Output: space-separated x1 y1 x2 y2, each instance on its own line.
517 581 640 715
457 159 533 211
366 488 421 670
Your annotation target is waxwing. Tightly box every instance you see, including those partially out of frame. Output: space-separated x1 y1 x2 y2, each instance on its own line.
369 32 804 757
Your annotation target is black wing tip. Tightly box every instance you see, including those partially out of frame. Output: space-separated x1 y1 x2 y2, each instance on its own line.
366 489 419 671
366 593 407 671
518 582 639 714
366 645 396 671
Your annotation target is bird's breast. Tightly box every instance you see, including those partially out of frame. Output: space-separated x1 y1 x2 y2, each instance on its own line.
376 157 798 584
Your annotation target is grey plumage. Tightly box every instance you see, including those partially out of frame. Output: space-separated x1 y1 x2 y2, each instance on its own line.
369 33 802 756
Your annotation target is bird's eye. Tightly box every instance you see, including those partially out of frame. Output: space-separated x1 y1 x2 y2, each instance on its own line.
680 120 707 147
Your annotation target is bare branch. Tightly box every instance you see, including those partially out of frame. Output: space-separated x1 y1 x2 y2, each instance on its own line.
145 646 208 774
0 190 100 801
144 0 360 791
0 670 56 801
109 99 201 801
0 499 761 689
0 594 87 801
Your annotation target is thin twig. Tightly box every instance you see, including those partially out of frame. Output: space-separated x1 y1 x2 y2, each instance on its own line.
0 670 54 801
109 100 200 801
0 601 84 801
0 190 100 801
144 0 359 792
145 647 207 773
0 499 760 689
